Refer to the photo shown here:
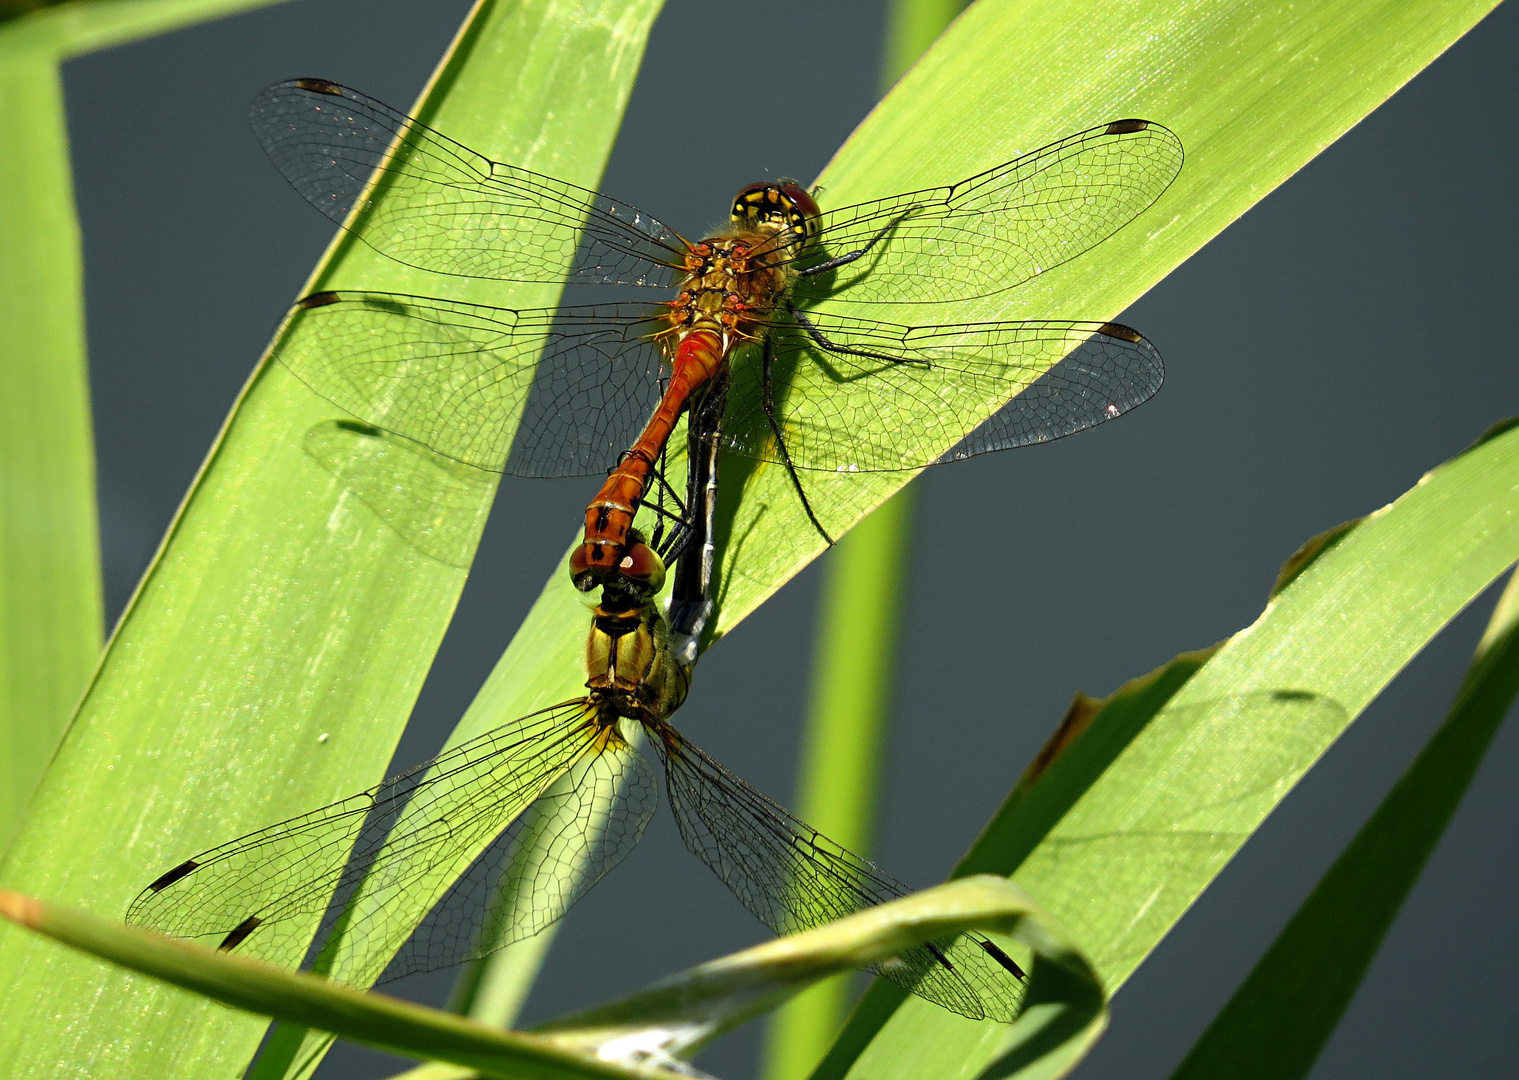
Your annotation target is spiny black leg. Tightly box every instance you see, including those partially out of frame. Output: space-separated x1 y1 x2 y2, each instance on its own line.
762 336 833 547
796 213 911 277
787 300 927 368
642 445 696 563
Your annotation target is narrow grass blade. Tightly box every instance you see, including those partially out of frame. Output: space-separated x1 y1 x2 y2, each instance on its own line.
0 3 662 1078
762 488 918 1079
542 875 1103 1075
0 55 101 850
1165 567 1519 1080
817 420 1519 1079
0 876 1101 1080
0 889 642 1080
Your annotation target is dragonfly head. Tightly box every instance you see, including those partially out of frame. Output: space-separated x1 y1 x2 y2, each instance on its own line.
731 181 820 258
571 530 667 600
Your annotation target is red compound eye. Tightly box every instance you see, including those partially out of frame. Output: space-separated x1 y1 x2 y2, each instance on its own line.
776 182 820 223
617 542 666 591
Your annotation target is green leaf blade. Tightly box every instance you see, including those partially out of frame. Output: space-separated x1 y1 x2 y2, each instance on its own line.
0 875 1102 1080
828 422 1519 1078
0 888 641 1080
1166 569 1519 1080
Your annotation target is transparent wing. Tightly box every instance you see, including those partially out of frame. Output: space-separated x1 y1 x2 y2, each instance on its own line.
650 722 1026 1023
303 419 496 568
375 726 659 983
722 311 1163 471
250 79 688 287
776 119 1183 306
127 701 602 979
276 291 668 477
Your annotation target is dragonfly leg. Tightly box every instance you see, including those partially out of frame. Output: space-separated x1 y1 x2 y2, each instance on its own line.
761 336 833 547
795 213 911 277
643 447 692 563
786 301 929 368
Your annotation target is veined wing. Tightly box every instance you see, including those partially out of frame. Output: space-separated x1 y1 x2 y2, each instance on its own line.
276 291 669 478
372 723 658 985
302 419 497 569
722 310 1163 472
251 79 688 287
649 721 1026 1023
127 701 603 979
775 120 1182 306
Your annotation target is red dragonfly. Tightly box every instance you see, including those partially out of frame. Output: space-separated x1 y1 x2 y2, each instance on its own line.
252 80 1181 589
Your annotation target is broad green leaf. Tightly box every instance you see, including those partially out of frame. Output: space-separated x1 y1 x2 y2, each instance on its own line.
0 4 663 1079
819 420 1519 1079
0 875 1102 1080
1166 567 1519 1080
703 0 1498 633
0 0 296 850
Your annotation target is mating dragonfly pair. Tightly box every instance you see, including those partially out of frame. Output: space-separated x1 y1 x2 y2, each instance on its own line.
128 79 1182 1025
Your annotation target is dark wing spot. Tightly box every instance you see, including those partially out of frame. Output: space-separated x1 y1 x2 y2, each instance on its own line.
1104 118 1150 134
146 859 199 892
1097 322 1143 343
334 419 383 438
294 78 343 96
218 916 262 952
923 940 957 972
297 291 341 310
976 936 1027 980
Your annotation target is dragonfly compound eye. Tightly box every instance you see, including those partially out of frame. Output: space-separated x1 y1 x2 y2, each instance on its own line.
731 181 821 251
617 542 667 593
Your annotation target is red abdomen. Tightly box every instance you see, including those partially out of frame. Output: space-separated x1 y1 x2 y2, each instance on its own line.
569 328 727 590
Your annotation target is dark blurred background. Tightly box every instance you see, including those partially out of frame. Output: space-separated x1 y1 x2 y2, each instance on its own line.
63 1 1517 1077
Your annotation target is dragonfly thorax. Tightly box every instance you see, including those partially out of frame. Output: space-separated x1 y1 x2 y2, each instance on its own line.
585 579 692 722
669 235 792 345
